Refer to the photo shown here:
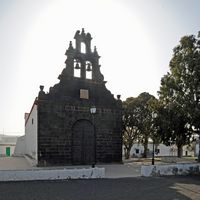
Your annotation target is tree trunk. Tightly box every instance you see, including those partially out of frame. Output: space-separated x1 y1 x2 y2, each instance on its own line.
177 144 183 158
124 147 131 159
143 137 148 158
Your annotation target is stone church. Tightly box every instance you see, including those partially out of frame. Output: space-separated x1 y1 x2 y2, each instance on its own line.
20 29 122 166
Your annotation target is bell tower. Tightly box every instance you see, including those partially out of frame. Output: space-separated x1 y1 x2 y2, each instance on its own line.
59 28 104 82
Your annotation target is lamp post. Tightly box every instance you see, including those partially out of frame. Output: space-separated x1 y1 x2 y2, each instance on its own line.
152 139 155 165
152 112 157 165
90 106 96 168
198 135 200 162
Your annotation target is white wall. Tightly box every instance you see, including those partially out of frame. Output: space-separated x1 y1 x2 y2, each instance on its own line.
124 143 195 157
0 167 105 181
14 136 26 156
127 143 173 157
0 135 18 156
25 104 38 163
0 145 16 156
182 145 195 157
195 141 199 156
141 163 200 177
154 144 174 157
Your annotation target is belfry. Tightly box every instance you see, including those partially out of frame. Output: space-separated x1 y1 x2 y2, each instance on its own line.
24 29 122 166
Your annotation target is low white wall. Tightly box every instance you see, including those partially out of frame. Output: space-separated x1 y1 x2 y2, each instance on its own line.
0 167 105 181
141 163 200 177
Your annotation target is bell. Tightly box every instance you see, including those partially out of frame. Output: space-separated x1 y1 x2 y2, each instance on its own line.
86 63 92 71
75 62 80 69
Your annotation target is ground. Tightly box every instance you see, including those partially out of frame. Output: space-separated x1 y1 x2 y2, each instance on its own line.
0 157 141 178
0 176 200 200
0 156 199 199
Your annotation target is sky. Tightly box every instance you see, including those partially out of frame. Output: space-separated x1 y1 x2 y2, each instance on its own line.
0 0 200 135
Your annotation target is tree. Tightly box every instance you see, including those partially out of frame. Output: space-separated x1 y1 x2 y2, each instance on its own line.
171 33 200 133
158 32 200 157
122 93 157 159
147 97 162 146
155 100 190 157
136 93 157 158
122 97 140 159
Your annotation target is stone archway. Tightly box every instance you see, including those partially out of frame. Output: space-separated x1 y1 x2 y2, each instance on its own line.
72 120 95 165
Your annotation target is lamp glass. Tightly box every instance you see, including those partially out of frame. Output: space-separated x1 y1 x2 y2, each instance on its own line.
90 107 96 114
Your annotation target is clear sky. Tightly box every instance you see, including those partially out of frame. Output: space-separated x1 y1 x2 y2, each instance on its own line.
0 0 200 135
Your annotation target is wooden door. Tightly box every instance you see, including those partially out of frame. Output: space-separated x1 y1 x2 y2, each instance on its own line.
72 120 95 165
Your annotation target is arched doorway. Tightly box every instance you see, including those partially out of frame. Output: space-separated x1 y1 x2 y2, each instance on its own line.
72 120 95 165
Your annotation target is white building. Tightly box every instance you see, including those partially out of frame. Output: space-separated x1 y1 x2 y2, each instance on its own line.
0 134 18 156
124 142 196 158
195 140 200 157
14 98 38 165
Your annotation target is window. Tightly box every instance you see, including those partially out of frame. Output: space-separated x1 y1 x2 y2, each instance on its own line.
81 42 86 53
32 118 34 124
155 149 160 154
135 149 139 154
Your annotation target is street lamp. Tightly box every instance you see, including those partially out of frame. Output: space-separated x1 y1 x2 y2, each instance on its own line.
90 106 96 168
90 106 96 115
152 112 157 165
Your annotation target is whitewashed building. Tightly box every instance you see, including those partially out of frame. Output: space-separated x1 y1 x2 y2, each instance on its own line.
14 98 38 165
124 142 196 158
195 140 200 157
0 135 18 156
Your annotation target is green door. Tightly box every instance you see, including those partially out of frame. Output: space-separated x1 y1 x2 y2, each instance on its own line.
6 147 10 156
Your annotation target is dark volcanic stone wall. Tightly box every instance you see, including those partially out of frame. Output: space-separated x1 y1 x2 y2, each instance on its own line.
37 103 122 165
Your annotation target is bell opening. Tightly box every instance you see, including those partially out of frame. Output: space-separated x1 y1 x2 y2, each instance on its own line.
74 60 81 77
86 61 92 79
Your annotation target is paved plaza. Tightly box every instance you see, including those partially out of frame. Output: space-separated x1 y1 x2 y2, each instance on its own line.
0 156 197 178
0 157 141 178
0 157 200 199
0 157 32 170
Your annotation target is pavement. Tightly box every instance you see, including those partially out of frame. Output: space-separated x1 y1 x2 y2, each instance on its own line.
0 157 32 170
0 156 141 178
100 163 141 178
0 156 197 178
0 176 200 200
0 157 200 200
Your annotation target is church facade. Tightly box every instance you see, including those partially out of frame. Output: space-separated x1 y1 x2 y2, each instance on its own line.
22 29 122 166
